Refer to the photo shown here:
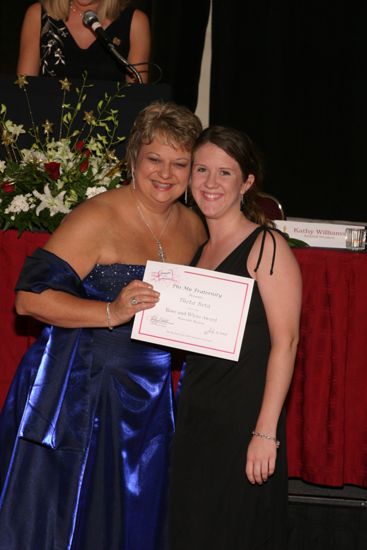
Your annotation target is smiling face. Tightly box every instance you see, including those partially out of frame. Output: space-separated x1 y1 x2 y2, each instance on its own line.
133 134 192 207
191 142 254 220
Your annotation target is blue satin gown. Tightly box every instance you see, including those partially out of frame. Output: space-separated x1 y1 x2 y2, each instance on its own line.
0 249 174 549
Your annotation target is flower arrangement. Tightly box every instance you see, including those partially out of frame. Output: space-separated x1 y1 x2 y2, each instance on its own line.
0 74 126 233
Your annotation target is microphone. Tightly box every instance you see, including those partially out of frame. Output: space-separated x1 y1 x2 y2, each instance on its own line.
82 11 143 84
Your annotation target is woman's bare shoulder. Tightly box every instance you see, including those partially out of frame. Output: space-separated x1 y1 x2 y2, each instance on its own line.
24 2 42 21
19 3 42 37
43 189 129 272
131 8 150 26
248 225 300 278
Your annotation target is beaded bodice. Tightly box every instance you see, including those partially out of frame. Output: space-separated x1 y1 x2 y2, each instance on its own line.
83 264 145 303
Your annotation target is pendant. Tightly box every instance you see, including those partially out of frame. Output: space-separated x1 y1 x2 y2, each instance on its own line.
157 240 165 262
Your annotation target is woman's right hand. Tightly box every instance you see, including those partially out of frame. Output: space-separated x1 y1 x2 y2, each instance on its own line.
108 280 160 327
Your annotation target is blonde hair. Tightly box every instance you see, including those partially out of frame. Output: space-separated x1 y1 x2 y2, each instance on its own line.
41 0 130 21
126 101 203 175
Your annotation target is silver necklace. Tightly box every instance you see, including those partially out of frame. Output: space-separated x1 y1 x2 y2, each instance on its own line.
135 199 173 263
69 2 84 18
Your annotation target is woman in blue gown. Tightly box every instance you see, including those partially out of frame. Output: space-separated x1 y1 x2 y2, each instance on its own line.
0 101 206 549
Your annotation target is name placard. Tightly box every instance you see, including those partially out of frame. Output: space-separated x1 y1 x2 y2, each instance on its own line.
273 219 365 248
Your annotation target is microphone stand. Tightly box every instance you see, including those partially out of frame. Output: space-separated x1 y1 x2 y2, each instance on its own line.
82 11 144 84
106 43 143 84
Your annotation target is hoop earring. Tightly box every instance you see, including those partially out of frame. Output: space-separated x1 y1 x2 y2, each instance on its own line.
131 170 135 190
184 186 188 204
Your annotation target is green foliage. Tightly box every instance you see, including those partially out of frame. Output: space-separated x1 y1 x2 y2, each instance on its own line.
0 73 127 234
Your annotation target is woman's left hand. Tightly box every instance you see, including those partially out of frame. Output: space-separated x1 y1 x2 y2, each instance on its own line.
245 436 277 485
109 280 160 326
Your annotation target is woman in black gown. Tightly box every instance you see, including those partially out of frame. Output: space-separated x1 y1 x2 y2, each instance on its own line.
17 0 150 82
0 101 206 549
169 126 302 549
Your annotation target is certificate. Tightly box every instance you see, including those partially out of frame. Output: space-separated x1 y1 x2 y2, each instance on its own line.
131 261 254 361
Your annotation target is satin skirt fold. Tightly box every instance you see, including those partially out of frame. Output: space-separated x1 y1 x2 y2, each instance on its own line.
0 325 174 550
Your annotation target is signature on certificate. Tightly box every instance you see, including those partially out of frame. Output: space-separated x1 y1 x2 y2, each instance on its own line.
150 315 174 327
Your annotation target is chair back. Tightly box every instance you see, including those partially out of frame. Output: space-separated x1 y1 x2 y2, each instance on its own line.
257 191 285 220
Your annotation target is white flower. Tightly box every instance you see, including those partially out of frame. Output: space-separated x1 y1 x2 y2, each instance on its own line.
45 139 74 163
0 160 6 173
21 148 47 164
96 173 121 187
4 120 26 138
86 186 108 199
89 157 101 175
33 184 71 217
4 194 32 214
25 193 36 209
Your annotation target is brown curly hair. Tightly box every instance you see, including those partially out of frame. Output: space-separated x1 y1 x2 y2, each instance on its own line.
126 101 203 176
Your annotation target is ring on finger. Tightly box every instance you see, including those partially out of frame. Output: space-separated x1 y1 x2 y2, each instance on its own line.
130 297 138 306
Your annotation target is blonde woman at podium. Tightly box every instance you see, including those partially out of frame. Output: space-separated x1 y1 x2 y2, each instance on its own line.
17 0 150 82
0 102 206 549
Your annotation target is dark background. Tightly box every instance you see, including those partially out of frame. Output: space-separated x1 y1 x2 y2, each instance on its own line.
1 0 366 222
1 3 367 547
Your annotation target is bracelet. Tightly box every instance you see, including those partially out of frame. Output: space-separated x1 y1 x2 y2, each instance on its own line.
252 430 280 448
106 302 113 331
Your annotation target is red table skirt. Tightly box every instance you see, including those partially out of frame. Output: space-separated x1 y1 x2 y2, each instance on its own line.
1 231 367 488
0 230 49 401
288 247 367 487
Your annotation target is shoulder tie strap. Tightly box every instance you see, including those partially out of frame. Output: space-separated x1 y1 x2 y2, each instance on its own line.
254 226 277 275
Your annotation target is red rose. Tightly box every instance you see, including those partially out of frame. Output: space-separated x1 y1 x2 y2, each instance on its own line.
75 141 85 152
1 181 14 193
79 148 91 172
79 158 89 172
44 162 61 180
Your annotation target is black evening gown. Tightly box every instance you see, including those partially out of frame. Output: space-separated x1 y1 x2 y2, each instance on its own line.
0 249 174 549
40 6 135 80
169 226 288 550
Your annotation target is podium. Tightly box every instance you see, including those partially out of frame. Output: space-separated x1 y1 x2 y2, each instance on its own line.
0 74 172 159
